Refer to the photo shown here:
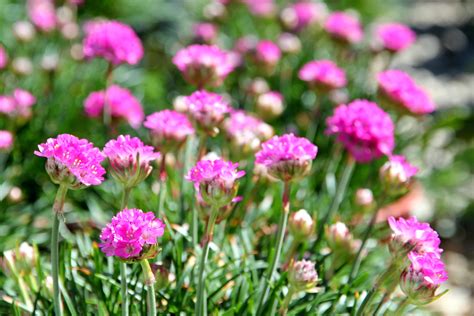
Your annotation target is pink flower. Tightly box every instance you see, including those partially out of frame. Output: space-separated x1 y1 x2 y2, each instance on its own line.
83 20 143 65
84 85 144 128
99 208 165 260
256 91 285 119
172 44 236 88
324 12 363 44
381 155 418 181
255 133 318 181
224 110 273 152
184 90 231 134
377 70 435 115
255 40 281 67
144 110 195 150
288 259 318 290
387 216 442 257
27 0 57 32
375 23 416 52
35 134 105 187
0 89 36 118
0 96 16 115
0 131 13 151
193 23 218 43
103 135 160 188
243 0 275 17
0 44 8 69
325 100 395 163
298 60 347 90
282 1 327 31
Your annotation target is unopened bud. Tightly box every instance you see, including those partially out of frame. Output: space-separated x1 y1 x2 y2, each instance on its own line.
277 33 301 54
41 54 59 72
380 155 418 197
12 57 33 76
354 188 374 212
246 77 270 96
288 260 318 292
256 91 284 120
326 222 353 250
12 21 36 42
289 209 314 240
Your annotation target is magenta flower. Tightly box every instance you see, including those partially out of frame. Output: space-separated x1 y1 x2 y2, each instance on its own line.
324 12 363 44
35 134 105 188
255 40 281 68
0 44 8 69
27 0 57 32
0 96 15 114
0 89 36 118
193 23 218 43
0 131 13 151
83 20 143 65
255 133 318 181
375 23 416 52
184 90 231 134
298 60 347 90
186 159 245 207
103 135 160 188
282 1 327 31
144 110 195 151
84 85 144 128
377 70 435 115
325 100 395 163
387 216 442 257
173 44 236 88
99 208 165 260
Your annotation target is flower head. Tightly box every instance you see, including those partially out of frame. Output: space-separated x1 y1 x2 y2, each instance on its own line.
0 89 36 118
35 134 105 188
324 12 363 44
144 110 195 152
184 90 231 135
281 1 327 32
288 260 318 291
103 135 160 188
193 23 218 44
256 91 284 119
326 221 354 251
326 99 395 163
255 133 318 182
380 155 418 195
186 159 245 207
375 23 416 52
99 208 165 261
84 85 144 128
27 0 57 32
289 209 314 240
83 20 143 65
0 44 8 69
254 40 281 69
377 70 435 115
173 44 235 88
298 60 347 90
0 131 13 151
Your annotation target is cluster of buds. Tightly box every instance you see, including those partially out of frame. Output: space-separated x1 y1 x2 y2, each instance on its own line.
379 155 418 197
289 209 314 241
288 260 318 292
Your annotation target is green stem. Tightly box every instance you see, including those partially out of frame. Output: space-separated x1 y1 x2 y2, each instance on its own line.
140 260 156 316
314 156 355 250
120 185 131 316
279 286 294 316
256 182 291 314
52 184 68 316
394 297 410 316
195 206 219 316
103 62 114 128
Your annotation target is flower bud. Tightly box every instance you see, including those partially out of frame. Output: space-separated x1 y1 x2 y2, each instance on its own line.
12 57 33 76
289 209 314 240
256 91 284 120
41 54 59 72
254 40 281 73
245 77 270 97
277 33 301 55
354 188 374 212
0 130 14 152
380 155 418 196
12 21 36 42
326 222 353 251
61 22 80 40
288 260 318 292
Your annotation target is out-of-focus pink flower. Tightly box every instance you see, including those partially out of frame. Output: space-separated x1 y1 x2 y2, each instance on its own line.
84 85 144 128
183 90 231 134
299 60 347 90
103 135 160 188
0 89 36 118
255 133 318 181
326 100 395 163
281 1 327 32
288 260 318 291
0 96 16 114
173 44 236 88
0 44 8 69
234 36 258 55
83 20 143 65
277 33 302 54
256 91 284 119
27 0 57 32
380 155 418 185
243 0 275 17
375 23 416 52
324 12 363 44
377 70 435 115
255 40 281 68
0 131 14 151
193 23 218 43
100 208 165 260
144 110 195 151
35 134 105 187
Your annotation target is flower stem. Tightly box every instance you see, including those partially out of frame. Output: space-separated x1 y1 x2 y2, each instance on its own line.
256 182 291 314
120 185 131 316
140 260 156 316
394 297 410 316
195 206 219 316
52 184 68 316
314 156 355 250
279 286 294 316
103 62 114 128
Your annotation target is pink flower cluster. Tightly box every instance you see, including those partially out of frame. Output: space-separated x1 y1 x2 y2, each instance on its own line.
100 208 165 259
224 110 273 151
35 134 105 186
193 23 218 43
288 259 318 289
377 70 435 115
0 131 14 151
324 12 363 44
184 90 231 132
144 110 195 148
243 0 275 17
0 89 36 118
0 44 7 69
326 100 395 163
173 44 236 88
27 0 57 32
255 40 281 67
84 85 144 128
83 20 144 65
186 159 245 190
282 1 327 31
375 23 416 52
406 252 448 286
298 60 347 90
